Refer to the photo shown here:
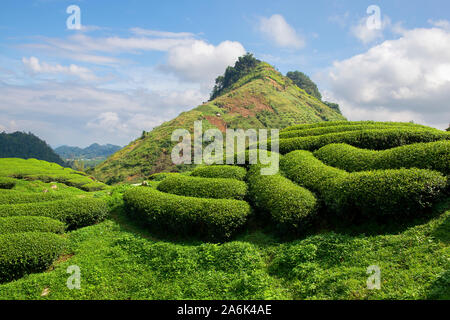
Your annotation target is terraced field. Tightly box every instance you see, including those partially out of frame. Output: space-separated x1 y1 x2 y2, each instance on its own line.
0 121 449 299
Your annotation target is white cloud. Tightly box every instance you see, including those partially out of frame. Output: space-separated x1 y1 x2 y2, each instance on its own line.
428 19 450 30
258 14 305 49
165 40 246 83
321 26 450 130
130 28 195 38
22 56 98 81
351 15 391 44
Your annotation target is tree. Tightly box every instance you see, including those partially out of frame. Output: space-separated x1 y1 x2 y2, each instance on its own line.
446 124 450 132
286 71 322 101
210 53 260 100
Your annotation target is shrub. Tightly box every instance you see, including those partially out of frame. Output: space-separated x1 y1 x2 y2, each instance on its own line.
246 164 318 231
281 150 447 218
157 175 248 200
191 165 247 180
148 172 182 181
0 216 65 234
281 120 429 133
0 190 68 205
0 232 66 283
277 128 450 154
0 197 109 230
314 141 450 175
0 177 16 190
80 181 108 192
279 123 438 139
123 187 251 240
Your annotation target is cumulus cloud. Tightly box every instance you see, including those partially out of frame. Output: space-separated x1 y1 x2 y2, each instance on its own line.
258 14 305 49
165 40 246 83
130 28 195 38
22 56 98 81
351 15 391 44
321 26 450 129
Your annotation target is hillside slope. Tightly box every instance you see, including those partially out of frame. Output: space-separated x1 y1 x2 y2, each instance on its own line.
92 62 346 183
0 132 66 166
55 143 122 160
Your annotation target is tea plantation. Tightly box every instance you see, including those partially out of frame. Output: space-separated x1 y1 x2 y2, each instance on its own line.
0 121 449 300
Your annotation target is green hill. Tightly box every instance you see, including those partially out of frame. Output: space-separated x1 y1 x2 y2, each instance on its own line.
92 59 345 183
0 132 66 166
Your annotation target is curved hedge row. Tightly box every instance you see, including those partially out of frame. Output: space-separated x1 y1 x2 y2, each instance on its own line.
148 172 184 182
190 165 247 180
0 190 69 205
80 181 108 192
277 128 450 154
314 141 450 175
157 175 248 200
0 197 109 230
246 164 318 231
0 232 66 283
123 187 251 240
281 150 447 217
279 123 442 139
0 216 65 234
281 120 429 132
0 177 16 190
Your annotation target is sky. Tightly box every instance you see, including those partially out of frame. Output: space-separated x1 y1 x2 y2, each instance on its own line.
0 0 449 148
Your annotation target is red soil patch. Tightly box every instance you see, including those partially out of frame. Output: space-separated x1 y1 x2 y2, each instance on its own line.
205 115 227 132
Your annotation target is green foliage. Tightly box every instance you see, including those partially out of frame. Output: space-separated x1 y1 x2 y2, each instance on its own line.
246 164 318 232
80 181 108 192
0 232 66 283
0 198 109 230
148 172 182 181
281 150 447 217
286 71 322 100
0 216 65 234
277 128 450 154
123 187 251 240
282 120 431 132
0 131 66 166
190 165 247 180
0 190 72 205
210 53 261 100
0 177 16 189
157 175 248 200
314 141 450 175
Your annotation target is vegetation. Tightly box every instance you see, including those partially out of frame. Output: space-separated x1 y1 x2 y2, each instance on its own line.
0 232 66 283
0 132 66 166
123 187 251 240
0 177 16 190
157 175 248 200
190 165 247 180
314 141 450 175
286 71 322 100
0 216 65 234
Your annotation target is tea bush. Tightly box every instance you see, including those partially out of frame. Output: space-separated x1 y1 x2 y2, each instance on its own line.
314 141 450 175
0 198 109 230
0 190 68 205
123 187 251 240
157 175 248 200
0 178 16 190
0 232 66 283
0 216 65 234
190 165 247 180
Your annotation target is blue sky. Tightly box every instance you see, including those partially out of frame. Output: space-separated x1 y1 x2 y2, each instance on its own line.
1 0 449 147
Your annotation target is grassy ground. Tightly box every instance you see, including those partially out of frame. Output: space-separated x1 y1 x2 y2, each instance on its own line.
0 191 448 300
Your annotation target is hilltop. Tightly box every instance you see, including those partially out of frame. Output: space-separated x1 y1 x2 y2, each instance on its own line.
55 143 122 160
0 131 66 166
92 56 346 183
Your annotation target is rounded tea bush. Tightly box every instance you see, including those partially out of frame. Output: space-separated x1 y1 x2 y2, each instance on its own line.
80 181 108 192
314 141 450 175
281 150 447 218
157 174 248 200
0 197 109 230
0 216 65 234
190 165 247 180
277 128 450 154
0 190 68 205
0 232 66 283
123 187 251 240
247 164 318 231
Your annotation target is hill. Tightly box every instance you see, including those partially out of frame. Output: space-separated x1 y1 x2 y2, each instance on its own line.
0 132 66 166
92 57 346 183
55 143 121 160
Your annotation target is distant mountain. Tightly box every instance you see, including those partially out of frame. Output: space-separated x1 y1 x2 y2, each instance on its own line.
92 54 346 183
0 131 66 166
55 143 122 160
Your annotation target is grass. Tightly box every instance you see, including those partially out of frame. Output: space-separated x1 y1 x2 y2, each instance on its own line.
0 193 448 300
